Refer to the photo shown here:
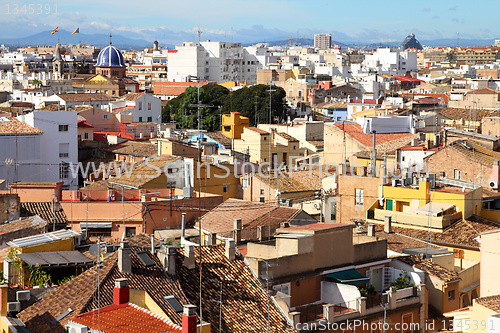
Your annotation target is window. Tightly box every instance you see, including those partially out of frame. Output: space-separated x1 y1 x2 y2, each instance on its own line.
78 135 81 141
126 227 136 237
448 290 455 300
330 200 337 222
84 132 89 140
260 189 265 195
139 102 142 110
59 124 69 132
223 186 228 193
139 117 143 122
102 114 109 120
148 102 151 110
355 188 364 206
59 143 69 158
454 169 461 180
59 162 69 179
147 117 152 122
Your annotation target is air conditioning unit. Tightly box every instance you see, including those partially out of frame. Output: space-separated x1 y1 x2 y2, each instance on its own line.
7 302 20 313
66 322 88 333
490 181 499 190
16 290 30 302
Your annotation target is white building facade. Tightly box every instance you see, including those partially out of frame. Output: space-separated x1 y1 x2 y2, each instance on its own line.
18 111 78 190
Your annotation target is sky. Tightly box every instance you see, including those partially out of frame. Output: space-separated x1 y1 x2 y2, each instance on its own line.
1 0 499 45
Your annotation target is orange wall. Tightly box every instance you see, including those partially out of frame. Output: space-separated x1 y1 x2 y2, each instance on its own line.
290 275 322 308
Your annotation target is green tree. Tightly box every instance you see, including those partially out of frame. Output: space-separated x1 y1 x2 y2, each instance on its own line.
162 84 287 131
220 84 287 126
162 84 228 132
390 272 415 290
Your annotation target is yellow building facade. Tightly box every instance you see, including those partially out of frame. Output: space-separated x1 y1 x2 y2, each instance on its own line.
221 112 249 139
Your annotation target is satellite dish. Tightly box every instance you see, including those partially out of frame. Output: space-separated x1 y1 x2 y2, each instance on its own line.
88 244 99 257
314 203 320 210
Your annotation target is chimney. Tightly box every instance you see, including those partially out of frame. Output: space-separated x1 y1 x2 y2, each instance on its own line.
182 305 197 333
384 216 392 233
257 226 264 242
411 138 418 147
233 219 242 244
151 234 155 254
118 241 132 274
183 245 195 269
181 213 186 238
425 139 432 150
113 278 129 305
493 161 500 183
157 244 176 275
367 224 376 237
225 239 235 260
434 134 440 147
166 245 176 275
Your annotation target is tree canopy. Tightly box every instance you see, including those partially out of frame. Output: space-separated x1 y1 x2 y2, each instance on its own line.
162 84 287 132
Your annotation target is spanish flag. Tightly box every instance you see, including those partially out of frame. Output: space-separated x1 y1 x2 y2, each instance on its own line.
51 27 58 35
71 28 79 35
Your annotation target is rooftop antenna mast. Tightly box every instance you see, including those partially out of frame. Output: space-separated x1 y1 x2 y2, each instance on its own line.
109 33 112 45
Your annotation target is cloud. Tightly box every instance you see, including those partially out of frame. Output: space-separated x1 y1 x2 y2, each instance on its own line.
449 5 458 10
451 18 465 24
88 21 111 30
432 16 440 20
422 7 431 12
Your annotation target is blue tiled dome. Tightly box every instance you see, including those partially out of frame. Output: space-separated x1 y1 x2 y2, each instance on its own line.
96 45 125 67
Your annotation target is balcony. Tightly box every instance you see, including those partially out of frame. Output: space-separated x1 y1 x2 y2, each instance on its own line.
288 285 424 326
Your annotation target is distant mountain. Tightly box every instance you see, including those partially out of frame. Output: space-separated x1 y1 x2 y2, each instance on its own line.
243 38 351 48
0 29 153 49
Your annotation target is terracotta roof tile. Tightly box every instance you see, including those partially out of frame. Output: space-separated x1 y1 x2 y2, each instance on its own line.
246 127 269 135
176 245 295 332
121 93 144 101
57 93 114 102
70 303 181 333
19 234 294 332
0 117 43 134
21 202 68 225
0 216 47 238
106 141 158 157
204 132 232 149
276 132 299 141
399 255 461 282
439 107 500 121
196 198 312 237
332 122 415 148
475 295 500 312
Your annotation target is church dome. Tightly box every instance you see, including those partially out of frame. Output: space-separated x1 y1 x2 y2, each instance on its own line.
96 45 125 67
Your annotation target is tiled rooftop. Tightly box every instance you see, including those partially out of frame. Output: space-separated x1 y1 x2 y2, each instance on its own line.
276 132 299 141
121 93 144 101
439 107 500 121
0 215 47 237
21 202 68 225
204 132 232 148
18 234 294 332
246 127 269 135
69 303 182 333
475 295 500 313
196 198 308 236
399 255 461 283
331 122 415 148
106 141 158 157
57 93 114 102
0 117 43 135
